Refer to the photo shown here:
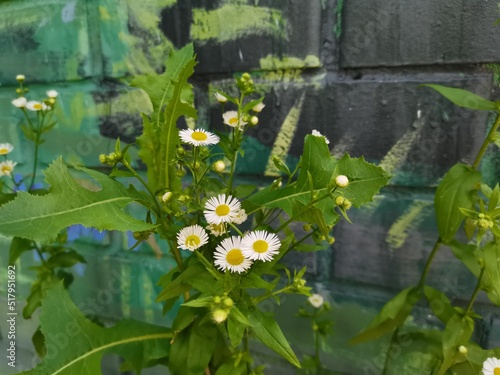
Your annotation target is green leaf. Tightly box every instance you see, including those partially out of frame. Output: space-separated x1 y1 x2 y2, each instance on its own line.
424 286 455 324
350 287 419 344
230 306 252 327
187 321 218 375
47 250 86 268
182 296 213 308
0 158 155 242
423 84 499 111
227 312 246 347
18 283 172 375
215 360 247 375
9 237 33 265
437 314 474 375
156 264 204 302
249 309 301 368
484 241 500 305
449 240 481 277
434 163 481 243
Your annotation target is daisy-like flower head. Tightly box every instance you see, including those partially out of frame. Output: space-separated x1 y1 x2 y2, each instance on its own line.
214 236 253 273
252 102 265 113
233 209 248 225
0 143 14 155
176 224 209 251
46 90 59 99
11 97 27 108
26 101 48 112
222 111 247 129
179 128 220 147
241 230 281 262
483 357 500 375
0 160 17 177
206 223 227 237
214 92 227 103
311 129 330 145
204 194 241 224
308 294 324 308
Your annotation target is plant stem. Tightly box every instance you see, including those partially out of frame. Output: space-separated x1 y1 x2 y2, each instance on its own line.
228 222 244 237
417 238 442 290
473 113 500 170
382 328 399 375
34 244 48 268
465 266 485 313
315 328 321 374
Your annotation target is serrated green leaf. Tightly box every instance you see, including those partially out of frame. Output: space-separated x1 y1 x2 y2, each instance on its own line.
18 283 172 375
249 309 301 368
0 158 155 242
350 287 419 344
434 163 481 243
423 84 499 111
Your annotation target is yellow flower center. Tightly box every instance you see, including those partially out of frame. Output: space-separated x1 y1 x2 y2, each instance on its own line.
191 131 208 141
0 148 8 155
226 249 244 266
253 240 268 253
494 368 500 375
229 117 238 125
1 166 12 174
215 204 230 216
185 235 200 247
33 103 43 110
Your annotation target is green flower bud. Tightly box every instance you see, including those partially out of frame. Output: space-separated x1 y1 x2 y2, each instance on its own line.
223 297 233 308
212 309 228 324
99 154 108 164
161 191 173 203
213 296 222 304
303 224 312 231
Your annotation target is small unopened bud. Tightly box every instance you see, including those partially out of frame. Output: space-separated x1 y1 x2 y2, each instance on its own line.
308 294 324 308
213 296 221 304
177 147 185 155
212 309 228 324
193 161 201 170
272 179 282 188
478 218 493 229
241 72 251 81
48 98 56 105
214 92 227 103
303 224 312 231
99 154 107 164
335 175 349 188
175 168 186 177
213 160 226 173
222 297 233 308
16 74 25 82
16 88 22 95
46 90 59 99
335 196 345 206
458 345 467 355
250 116 259 126
327 236 335 245
253 102 265 113
162 191 173 202
312 323 319 331
178 195 189 203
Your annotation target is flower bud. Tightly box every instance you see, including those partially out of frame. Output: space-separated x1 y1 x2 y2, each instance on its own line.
16 88 22 95
177 147 185 155
303 224 312 231
335 196 345 206
241 72 251 81
213 296 221 304
47 90 59 99
214 92 227 103
327 236 335 245
212 309 228 324
99 154 108 164
252 102 265 113
16 74 25 82
213 160 226 173
308 294 324 308
161 191 173 202
223 297 233 308
250 116 259 126
458 345 467 355
335 175 349 188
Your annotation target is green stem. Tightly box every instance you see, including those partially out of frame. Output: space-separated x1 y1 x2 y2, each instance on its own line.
465 266 485 313
314 328 320 374
382 328 399 375
417 238 442 290
34 244 48 268
473 113 500 170
28 112 46 191
253 284 293 305
228 222 244 237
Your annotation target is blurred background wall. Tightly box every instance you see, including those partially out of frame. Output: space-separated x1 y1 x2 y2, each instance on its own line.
0 0 499 373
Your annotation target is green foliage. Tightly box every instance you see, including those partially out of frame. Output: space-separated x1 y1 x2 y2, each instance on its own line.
18 283 172 375
434 163 481 243
0 157 155 242
423 84 500 111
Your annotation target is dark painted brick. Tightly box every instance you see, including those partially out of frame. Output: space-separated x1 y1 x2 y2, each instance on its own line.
340 0 500 68
160 0 322 74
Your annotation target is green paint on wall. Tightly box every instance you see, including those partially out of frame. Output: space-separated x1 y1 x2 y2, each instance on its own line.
259 55 321 70
386 201 431 251
379 129 419 176
264 93 305 176
191 5 286 43
485 64 500 86
335 0 345 38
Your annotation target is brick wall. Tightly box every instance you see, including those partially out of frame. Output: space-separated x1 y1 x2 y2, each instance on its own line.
0 1 499 374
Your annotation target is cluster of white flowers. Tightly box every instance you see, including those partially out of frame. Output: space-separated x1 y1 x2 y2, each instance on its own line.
176 194 281 274
0 143 16 177
11 90 59 112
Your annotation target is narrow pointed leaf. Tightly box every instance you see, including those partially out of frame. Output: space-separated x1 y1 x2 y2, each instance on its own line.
423 84 499 111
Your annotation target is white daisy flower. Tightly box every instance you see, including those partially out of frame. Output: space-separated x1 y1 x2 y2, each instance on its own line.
0 143 14 155
26 101 48 111
0 160 17 177
233 209 248 225
176 224 209 251
214 92 227 103
46 90 59 98
204 194 241 225
179 128 220 147
241 230 281 262
311 129 330 145
214 236 253 273
222 111 247 129
11 97 27 108
252 102 265 113
308 294 324 308
206 223 227 237
482 357 500 375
